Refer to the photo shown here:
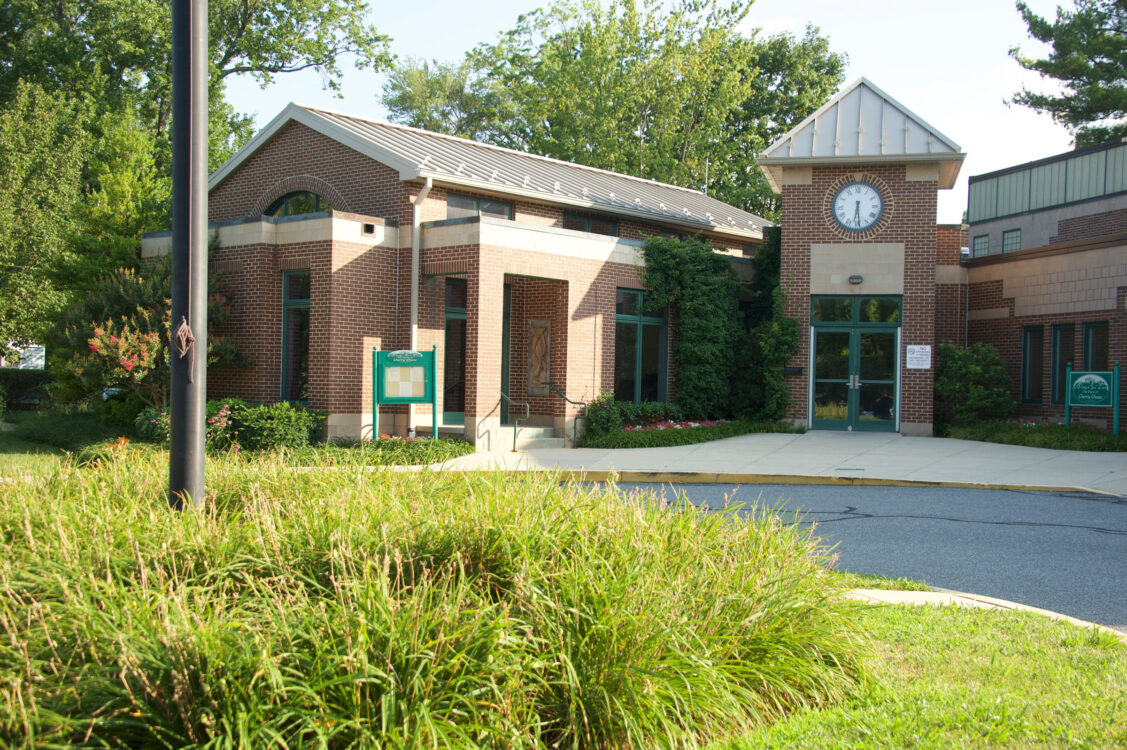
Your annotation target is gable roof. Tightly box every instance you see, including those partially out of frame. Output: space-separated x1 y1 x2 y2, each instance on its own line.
757 77 965 192
209 103 769 240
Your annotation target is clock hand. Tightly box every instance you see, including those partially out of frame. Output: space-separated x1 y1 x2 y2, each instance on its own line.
853 200 861 228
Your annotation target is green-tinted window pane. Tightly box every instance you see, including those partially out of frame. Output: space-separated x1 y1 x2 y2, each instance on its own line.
443 317 466 413
859 298 900 323
562 212 588 231
1002 229 1022 253
1022 327 1044 403
614 322 637 401
282 307 310 402
589 217 618 236
814 330 851 380
616 289 639 316
286 272 310 302
972 235 989 257
640 323 661 402
447 193 477 219
812 298 852 322
287 192 317 215
445 278 467 309
479 200 511 218
1051 325 1075 404
1085 323 1109 371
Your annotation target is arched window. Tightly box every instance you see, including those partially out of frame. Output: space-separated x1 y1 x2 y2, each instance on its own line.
265 191 332 217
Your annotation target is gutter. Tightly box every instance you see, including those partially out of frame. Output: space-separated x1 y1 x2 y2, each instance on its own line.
408 176 433 433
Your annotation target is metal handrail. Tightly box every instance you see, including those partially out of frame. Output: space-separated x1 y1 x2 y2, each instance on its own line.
499 391 529 451
544 382 588 446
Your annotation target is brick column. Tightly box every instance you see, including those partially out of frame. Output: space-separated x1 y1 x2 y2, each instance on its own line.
465 253 505 450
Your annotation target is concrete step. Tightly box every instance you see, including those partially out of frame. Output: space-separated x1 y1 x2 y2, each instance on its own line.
516 438 568 450
499 425 568 451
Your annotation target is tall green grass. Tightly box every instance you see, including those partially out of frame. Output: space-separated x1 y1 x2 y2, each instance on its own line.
0 451 864 748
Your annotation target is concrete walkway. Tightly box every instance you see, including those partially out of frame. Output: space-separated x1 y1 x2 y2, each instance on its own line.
441 430 1127 496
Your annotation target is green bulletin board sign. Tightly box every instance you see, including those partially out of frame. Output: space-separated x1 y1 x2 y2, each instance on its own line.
372 346 438 440
1064 362 1120 435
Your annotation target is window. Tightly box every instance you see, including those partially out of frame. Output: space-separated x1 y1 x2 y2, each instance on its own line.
446 193 512 220
1051 325 1075 404
1002 229 1022 253
614 289 666 403
1021 326 1044 403
971 234 990 257
281 271 311 403
562 211 618 236
1084 322 1109 371
266 191 331 217
443 278 468 423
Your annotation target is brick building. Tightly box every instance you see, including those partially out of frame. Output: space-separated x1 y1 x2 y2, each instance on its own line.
758 78 1124 435
142 103 768 449
965 140 1127 429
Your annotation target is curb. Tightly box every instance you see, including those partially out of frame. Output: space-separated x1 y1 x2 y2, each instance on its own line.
847 587 1127 641
543 469 1103 495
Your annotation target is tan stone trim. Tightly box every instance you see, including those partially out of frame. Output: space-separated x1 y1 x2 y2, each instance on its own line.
967 307 1011 321
905 162 940 182
810 243 905 294
934 265 966 284
781 166 812 185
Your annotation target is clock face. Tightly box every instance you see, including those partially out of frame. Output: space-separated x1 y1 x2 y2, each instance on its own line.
832 182 884 232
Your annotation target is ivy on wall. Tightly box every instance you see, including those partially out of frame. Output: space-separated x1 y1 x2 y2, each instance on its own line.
641 231 798 421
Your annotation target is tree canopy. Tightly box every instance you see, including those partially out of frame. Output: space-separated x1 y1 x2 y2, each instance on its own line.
1011 0 1127 147
381 0 845 219
0 0 392 346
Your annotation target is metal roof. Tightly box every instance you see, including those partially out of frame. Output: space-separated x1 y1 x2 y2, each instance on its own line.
757 77 964 191
209 103 769 240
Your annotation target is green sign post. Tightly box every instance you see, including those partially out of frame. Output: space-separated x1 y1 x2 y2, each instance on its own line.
372 346 439 441
1064 362 1120 435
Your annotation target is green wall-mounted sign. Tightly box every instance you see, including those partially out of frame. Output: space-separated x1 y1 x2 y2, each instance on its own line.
372 346 438 440
1064 362 1120 435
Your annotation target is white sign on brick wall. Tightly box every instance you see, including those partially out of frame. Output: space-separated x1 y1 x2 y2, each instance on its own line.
906 345 932 370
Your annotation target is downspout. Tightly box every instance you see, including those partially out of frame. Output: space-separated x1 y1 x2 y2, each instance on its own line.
408 176 433 433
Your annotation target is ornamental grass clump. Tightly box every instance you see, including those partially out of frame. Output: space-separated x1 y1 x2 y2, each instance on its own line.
0 451 864 748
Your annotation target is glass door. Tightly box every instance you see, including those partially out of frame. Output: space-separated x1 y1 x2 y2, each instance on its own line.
855 330 898 431
812 329 853 429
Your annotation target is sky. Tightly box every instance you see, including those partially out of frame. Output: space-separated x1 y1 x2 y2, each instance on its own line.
224 0 1074 225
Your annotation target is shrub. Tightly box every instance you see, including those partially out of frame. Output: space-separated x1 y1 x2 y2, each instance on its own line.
0 453 864 747
134 406 170 444
96 390 146 430
935 342 1017 426
584 392 683 437
232 401 323 450
947 420 1127 452
0 367 52 407
292 435 476 466
580 418 795 448
0 383 6 422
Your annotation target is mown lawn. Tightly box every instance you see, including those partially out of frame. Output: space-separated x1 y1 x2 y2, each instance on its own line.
720 603 1126 748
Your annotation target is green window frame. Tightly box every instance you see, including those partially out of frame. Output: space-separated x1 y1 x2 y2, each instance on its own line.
1022 325 1044 404
1001 229 1022 253
1083 322 1109 371
266 191 331 217
447 192 513 220
614 289 667 403
562 211 618 236
971 234 990 257
281 271 311 404
1050 324 1075 404
810 296 902 326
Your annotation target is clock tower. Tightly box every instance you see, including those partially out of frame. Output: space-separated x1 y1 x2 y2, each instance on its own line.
758 78 965 435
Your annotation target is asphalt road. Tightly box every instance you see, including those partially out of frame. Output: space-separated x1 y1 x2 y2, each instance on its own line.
603 482 1127 631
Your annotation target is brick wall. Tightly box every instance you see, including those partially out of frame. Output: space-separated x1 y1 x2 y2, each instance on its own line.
1051 206 1127 245
780 164 939 430
935 224 968 347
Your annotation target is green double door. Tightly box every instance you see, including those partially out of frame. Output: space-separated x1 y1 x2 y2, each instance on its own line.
812 327 899 431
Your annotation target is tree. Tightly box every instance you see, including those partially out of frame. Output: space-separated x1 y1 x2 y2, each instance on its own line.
48 259 243 408
1011 0 1127 147
381 0 844 219
0 82 89 350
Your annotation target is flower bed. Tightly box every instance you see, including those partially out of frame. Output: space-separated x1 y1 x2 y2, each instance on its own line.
625 418 727 432
581 418 796 449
